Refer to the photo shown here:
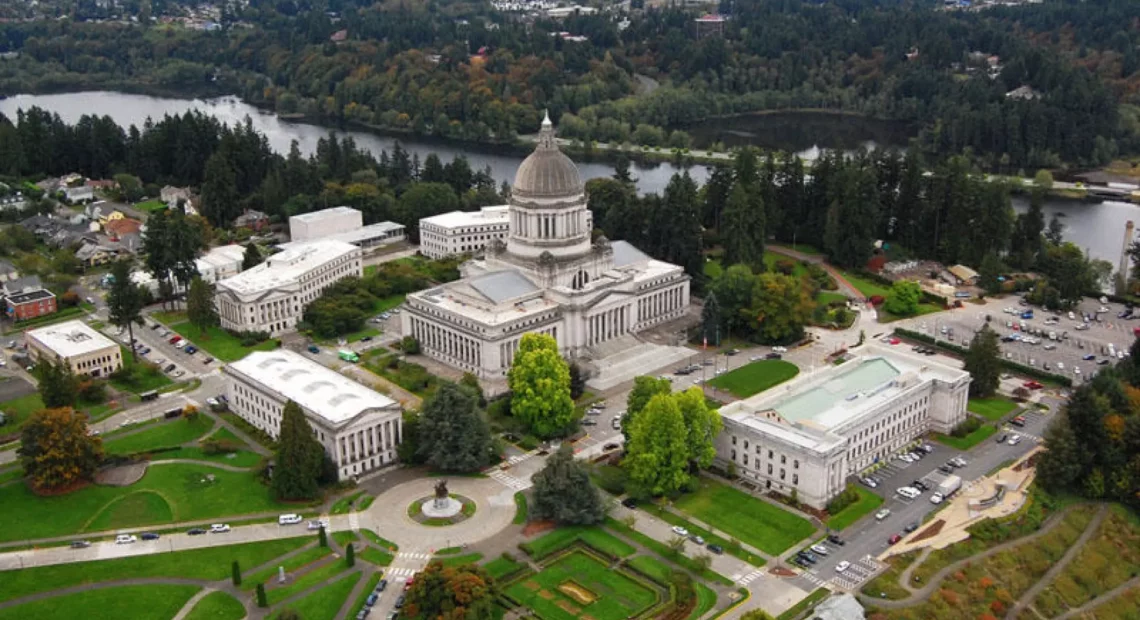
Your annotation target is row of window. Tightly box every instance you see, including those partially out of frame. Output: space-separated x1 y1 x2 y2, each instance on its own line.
731 435 800 469
729 449 800 486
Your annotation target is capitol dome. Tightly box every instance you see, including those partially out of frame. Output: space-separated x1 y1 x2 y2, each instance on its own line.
512 113 583 200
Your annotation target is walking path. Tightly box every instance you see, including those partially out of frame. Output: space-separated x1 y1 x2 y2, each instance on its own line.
856 503 1091 609
171 587 215 620
897 547 932 594
768 245 861 299
1052 575 1140 620
150 458 252 473
1004 505 1109 620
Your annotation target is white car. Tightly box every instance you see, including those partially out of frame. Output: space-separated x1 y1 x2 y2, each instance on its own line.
1068 312 1076 320
209 524 231 533
1008 435 1022 445
278 514 303 525
897 487 920 499
809 544 829 556
115 534 138 544
875 509 892 520
1074 367 1082 375
1098 306 1110 313
930 492 944 504
174 340 187 349
307 519 330 531
772 346 788 353
671 526 689 537
835 561 851 573
897 454 913 463
206 397 219 407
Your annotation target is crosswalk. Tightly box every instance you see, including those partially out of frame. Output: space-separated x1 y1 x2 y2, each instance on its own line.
503 451 538 467
488 469 532 491
385 566 419 577
735 568 765 586
395 552 432 561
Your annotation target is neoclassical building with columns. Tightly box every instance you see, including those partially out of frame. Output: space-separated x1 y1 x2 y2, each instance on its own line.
403 114 690 378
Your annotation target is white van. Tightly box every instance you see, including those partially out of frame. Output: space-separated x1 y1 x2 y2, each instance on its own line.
115 534 137 544
279 514 303 525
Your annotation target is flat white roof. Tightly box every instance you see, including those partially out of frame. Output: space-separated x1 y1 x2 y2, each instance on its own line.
290 206 360 223
315 222 405 246
198 244 245 271
27 319 117 357
217 240 358 296
421 205 509 230
227 349 398 425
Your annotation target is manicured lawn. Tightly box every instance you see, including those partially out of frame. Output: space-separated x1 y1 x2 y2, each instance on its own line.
484 555 526 579
603 517 733 586
0 537 308 603
816 291 849 306
332 531 359 546
331 491 365 514
435 552 484 567
505 550 658 620
0 462 296 542
110 346 174 393
153 311 279 362
521 526 636 559
0 585 200 620
0 392 46 432
673 480 816 556
641 503 766 566
347 573 383 620
841 271 891 298
933 423 998 450
134 199 168 213
103 415 216 455
689 583 717 620
184 591 246 620
826 486 884 531
158 445 264 468
967 397 1018 422
707 360 800 399
361 529 399 552
271 573 360 620
513 491 529 524
267 560 348 604
627 555 673 582
359 546 394 566
244 546 330 591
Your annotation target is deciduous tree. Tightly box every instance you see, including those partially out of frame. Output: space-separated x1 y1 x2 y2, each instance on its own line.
749 272 815 343
531 444 605 525
186 276 219 337
674 388 723 471
623 375 672 441
416 382 494 472
18 407 103 491
242 243 263 270
272 400 325 500
624 393 690 497
402 561 496 620
508 333 574 438
883 280 922 317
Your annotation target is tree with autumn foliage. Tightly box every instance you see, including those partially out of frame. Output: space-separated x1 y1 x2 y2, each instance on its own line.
400 560 497 619
18 408 104 491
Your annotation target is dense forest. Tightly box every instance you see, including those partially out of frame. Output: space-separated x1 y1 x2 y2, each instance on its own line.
1 0 1139 168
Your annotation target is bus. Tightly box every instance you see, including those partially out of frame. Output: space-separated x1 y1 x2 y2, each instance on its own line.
338 350 359 363
140 390 159 402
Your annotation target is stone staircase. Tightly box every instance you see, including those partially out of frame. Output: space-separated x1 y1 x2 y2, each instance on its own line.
585 335 696 391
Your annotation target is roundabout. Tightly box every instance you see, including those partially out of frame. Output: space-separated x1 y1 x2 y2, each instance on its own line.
359 475 518 550
406 479 477 526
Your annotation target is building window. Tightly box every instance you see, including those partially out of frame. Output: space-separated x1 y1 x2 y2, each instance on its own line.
793 474 799 485
780 469 786 480
731 449 736 461
780 455 786 464
743 454 749 466
767 464 773 475
732 436 737 446
794 459 799 469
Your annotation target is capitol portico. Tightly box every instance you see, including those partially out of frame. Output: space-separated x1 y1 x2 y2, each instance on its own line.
402 114 691 378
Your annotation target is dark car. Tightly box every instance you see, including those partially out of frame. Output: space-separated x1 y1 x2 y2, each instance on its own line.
603 443 620 451
202 356 214 364
581 419 598 426
355 609 369 620
360 336 373 342
366 593 378 606
187 528 207 535
165 363 177 373
912 480 929 491
706 543 724 554
797 551 817 564
621 497 638 509
904 522 920 533
141 532 160 540
1099 359 1111 365
765 352 782 360
938 465 954 474
793 557 809 567
395 595 406 609
725 348 740 356
377 579 388 592
184 345 198 354
826 534 845 546
70 540 91 549
997 433 1008 443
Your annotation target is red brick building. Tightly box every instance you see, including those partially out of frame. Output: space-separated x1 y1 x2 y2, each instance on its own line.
5 289 57 320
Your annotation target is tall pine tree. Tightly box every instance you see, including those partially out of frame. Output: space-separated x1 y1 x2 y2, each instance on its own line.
272 401 325 500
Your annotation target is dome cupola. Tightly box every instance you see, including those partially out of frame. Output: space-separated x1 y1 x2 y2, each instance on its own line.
512 112 584 201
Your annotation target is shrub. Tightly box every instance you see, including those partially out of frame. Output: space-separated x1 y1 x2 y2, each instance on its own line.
775 259 796 275
950 417 982 438
869 295 884 306
233 330 271 346
825 486 860 515
990 600 1006 615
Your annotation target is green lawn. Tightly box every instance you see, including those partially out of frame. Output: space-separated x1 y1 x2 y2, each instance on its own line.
627 555 673 583
673 480 816 556
840 271 892 298
505 550 658 620
521 526 636 559
968 397 1019 422
0 462 298 542
347 573 383 620
825 486 884 531
134 199 168 213
689 583 717 620
641 503 766 567
603 517 733 586
816 291 849 306
103 415 216 455
244 547 330 591
484 555 526 579
183 591 246 620
933 423 999 450
157 445 264 468
707 360 800 398
0 392 46 433
0 537 308 603
361 529 399 552
513 491 529 524
110 346 175 393
271 573 360 620
153 311 279 362
0 585 200 620
267 560 348 605
359 546 394 566
435 552 484 567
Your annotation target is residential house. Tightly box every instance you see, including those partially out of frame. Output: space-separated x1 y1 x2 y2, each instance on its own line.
948 264 979 285
63 185 95 204
1006 85 1042 100
75 241 122 268
234 210 270 232
159 185 199 214
0 192 29 212
2 275 57 321
103 217 143 241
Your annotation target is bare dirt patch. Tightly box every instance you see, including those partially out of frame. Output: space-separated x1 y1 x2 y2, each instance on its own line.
95 462 148 486
770 567 797 577
523 520 556 537
538 590 555 600
558 580 597 604
555 600 581 614
522 580 541 591
912 519 945 543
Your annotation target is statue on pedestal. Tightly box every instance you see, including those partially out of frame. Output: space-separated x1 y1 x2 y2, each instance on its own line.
433 479 449 509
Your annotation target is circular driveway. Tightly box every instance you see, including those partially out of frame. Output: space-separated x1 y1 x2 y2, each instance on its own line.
360 476 516 552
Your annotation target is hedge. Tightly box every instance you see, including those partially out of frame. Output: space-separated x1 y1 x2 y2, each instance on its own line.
893 328 1072 387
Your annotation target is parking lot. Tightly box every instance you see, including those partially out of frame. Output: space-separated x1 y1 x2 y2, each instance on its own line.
902 295 1137 385
789 398 1053 593
120 318 216 378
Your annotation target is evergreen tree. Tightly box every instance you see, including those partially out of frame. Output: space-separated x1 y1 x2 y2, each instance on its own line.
568 362 586 400
106 259 145 362
417 383 494 471
531 444 605 525
657 171 705 281
346 543 355 567
186 277 219 337
231 560 242 586
201 150 240 226
508 334 574 438
1045 214 1066 245
272 401 325 500
701 291 721 346
721 182 765 271
256 584 267 607
963 326 1001 398
701 165 733 230
242 243 263 270
36 358 80 409
318 525 328 548
613 154 633 184
977 253 1005 295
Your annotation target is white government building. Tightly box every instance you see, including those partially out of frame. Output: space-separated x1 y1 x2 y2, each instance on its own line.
288 206 405 251
215 239 362 337
714 346 970 509
402 115 690 378
25 319 122 378
419 205 511 259
225 350 403 480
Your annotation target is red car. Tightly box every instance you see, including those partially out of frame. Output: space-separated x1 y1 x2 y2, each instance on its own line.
1023 381 1043 390
169 335 182 344
889 338 901 345
1011 415 1027 427
888 534 902 545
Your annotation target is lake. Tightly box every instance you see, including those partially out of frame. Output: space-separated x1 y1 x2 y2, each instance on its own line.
1 91 1134 266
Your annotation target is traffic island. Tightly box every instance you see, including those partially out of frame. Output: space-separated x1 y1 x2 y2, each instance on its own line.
407 494 477 526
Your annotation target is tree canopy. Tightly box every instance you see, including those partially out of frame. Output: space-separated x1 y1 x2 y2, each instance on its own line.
508 333 575 439
272 400 325 500
401 561 497 620
18 407 103 491
416 382 494 472
883 280 922 317
624 393 691 498
186 276 219 337
531 443 605 525
964 326 1002 398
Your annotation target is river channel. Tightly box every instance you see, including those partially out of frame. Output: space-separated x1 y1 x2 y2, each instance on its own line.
1 91 1134 267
